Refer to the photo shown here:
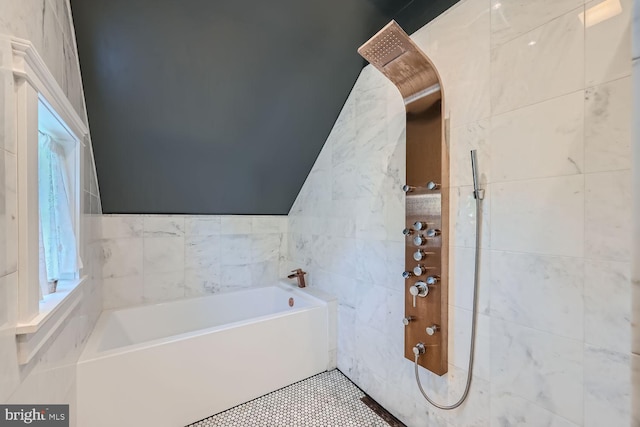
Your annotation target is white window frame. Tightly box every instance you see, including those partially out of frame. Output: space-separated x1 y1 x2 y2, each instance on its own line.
9 37 90 364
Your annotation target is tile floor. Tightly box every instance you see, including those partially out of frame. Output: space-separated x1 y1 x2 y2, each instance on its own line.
187 370 400 427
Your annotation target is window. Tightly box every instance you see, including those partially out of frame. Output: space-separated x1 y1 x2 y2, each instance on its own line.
9 38 90 363
37 100 82 298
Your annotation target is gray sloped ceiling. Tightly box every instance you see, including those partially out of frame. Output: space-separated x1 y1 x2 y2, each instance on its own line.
71 0 458 214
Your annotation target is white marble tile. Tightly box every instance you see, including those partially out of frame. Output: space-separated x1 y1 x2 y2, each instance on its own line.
385 87 405 152
143 236 184 274
184 267 221 297
355 196 390 241
354 324 396 387
251 234 281 263
585 170 631 261
584 260 631 353
330 95 357 167
336 307 357 377
101 238 143 278
448 309 491 382
0 151 17 277
287 215 312 235
0 273 19 402
65 49 86 123
355 239 400 289
490 392 580 427
491 319 583 423
585 76 632 172
312 268 356 308
584 345 631 427
293 168 332 217
41 0 65 91
451 185 491 249
46 0 69 35
219 264 252 290
278 231 288 264
184 235 221 270
143 215 184 237
249 260 279 286
218 234 252 266
312 235 358 278
101 215 143 239
82 147 91 194
0 0 46 57
490 251 584 340
491 175 584 257
635 58 640 357
287 232 313 268
185 216 221 237
413 0 491 128
490 0 585 47
332 153 389 203
634 274 640 355
450 119 491 187
441 370 491 426
355 78 390 158
327 349 337 371
633 352 640 426
450 246 491 315
491 90 584 181
252 216 286 234
143 270 185 302
354 283 394 334
220 216 252 234
103 275 144 309
383 194 405 244
311 216 356 238
90 193 101 216
585 0 632 86
634 0 640 59
491 8 584 114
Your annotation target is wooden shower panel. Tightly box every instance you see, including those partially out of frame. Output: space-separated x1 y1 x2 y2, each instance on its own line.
358 21 448 375
403 104 449 376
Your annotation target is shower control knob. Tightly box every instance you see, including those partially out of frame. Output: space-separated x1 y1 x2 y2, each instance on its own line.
413 342 426 356
413 249 433 261
409 281 429 307
426 181 440 190
426 228 441 237
402 316 414 326
402 228 414 236
425 276 440 286
425 325 440 336
413 221 428 231
413 265 428 276
413 235 427 246
402 184 415 193
402 271 414 279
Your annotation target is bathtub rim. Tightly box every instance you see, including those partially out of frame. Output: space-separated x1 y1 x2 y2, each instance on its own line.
79 281 328 363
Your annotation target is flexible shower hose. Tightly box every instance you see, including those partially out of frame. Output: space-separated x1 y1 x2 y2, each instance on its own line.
413 187 483 410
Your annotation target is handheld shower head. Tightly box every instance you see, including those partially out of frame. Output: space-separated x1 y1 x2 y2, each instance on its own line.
470 150 484 200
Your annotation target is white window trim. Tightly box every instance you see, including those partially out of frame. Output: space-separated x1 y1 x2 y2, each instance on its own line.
8 37 91 364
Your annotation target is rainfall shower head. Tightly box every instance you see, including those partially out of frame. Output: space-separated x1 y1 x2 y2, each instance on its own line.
358 21 441 112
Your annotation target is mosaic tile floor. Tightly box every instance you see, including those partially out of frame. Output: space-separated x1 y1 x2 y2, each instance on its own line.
187 369 400 427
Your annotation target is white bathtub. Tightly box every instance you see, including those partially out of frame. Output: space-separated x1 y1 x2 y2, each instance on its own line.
77 282 335 427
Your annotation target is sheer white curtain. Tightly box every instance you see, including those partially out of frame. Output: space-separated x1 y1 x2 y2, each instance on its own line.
38 132 82 297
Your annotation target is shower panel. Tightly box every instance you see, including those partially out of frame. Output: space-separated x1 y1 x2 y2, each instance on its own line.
359 21 448 375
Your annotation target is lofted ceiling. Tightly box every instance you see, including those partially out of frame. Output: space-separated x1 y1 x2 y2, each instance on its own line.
71 0 459 214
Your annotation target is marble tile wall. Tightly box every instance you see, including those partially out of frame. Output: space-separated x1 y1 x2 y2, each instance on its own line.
287 0 634 425
101 215 287 309
0 2 102 426
631 0 639 424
